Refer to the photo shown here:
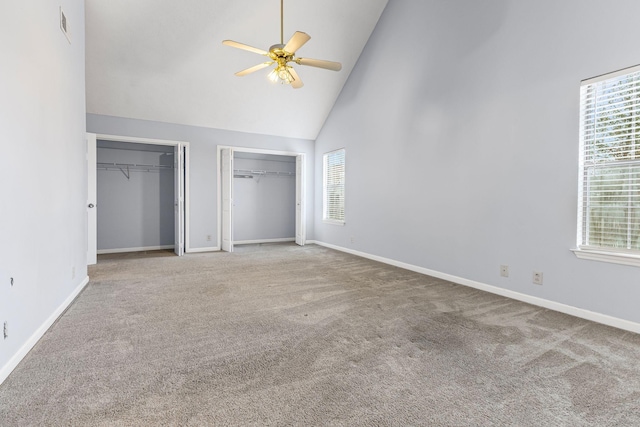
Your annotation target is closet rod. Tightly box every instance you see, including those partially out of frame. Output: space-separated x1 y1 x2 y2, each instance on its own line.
233 168 295 178
97 162 172 169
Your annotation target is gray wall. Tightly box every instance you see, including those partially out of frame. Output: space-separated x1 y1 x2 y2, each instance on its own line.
314 0 640 324
234 156 296 242
97 141 175 251
0 1 86 379
86 114 315 250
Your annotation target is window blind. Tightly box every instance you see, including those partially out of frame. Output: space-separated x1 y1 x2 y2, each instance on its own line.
578 65 640 252
323 149 345 223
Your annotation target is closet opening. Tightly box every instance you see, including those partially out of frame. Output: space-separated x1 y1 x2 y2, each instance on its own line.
218 147 305 253
87 134 188 264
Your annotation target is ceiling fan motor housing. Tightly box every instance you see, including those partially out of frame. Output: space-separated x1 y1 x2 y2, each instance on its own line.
269 44 294 66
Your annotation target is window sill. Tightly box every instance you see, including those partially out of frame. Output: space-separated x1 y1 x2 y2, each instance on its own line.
323 219 345 226
571 248 640 268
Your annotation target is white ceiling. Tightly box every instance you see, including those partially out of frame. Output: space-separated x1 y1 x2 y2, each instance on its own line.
85 0 388 140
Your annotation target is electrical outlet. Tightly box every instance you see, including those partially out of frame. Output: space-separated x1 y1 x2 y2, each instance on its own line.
3 321 7 339
206 235 212 242
500 265 509 277
533 271 543 285
350 236 355 244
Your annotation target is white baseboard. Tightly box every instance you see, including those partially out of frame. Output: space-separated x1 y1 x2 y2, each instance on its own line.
234 238 295 245
186 238 295 253
186 246 220 253
311 241 640 335
0 276 90 386
97 245 174 254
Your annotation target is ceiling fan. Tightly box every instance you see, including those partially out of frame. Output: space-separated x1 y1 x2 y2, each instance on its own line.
222 0 342 89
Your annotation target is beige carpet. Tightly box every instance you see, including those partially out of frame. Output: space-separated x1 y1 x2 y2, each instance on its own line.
1 243 640 426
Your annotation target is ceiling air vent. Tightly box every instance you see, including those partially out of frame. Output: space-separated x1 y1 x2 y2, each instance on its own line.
60 7 70 43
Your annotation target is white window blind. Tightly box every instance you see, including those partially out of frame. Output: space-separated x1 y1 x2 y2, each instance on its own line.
578 65 640 254
323 149 345 224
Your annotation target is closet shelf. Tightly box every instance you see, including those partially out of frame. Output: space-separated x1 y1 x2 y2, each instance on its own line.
233 169 295 178
97 162 173 180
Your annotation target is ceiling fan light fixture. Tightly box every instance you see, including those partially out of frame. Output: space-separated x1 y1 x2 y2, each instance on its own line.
269 64 294 85
268 68 279 83
279 66 294 83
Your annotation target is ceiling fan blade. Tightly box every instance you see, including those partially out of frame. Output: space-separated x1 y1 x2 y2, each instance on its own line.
222 40 268 56
289 67 304 89
296 57 342 71
235 62 274 77
283 31 311 54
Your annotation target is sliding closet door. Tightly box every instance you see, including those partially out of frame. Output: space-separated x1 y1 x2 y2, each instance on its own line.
221 148 234 252
174 144 185 256
295 154 306 246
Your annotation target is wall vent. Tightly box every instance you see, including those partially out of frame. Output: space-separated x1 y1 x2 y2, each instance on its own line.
60 7 70 43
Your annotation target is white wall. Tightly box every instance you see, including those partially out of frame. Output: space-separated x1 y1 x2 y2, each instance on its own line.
0 1 86 383
86 114 315 250
233 156 296 242
314 0 640 325
97 141 175 251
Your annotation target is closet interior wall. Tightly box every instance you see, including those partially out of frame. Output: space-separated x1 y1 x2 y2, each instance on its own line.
96 140 175 252
233 154 296 243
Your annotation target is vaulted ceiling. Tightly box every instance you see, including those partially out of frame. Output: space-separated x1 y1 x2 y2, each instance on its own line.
85 0 388 140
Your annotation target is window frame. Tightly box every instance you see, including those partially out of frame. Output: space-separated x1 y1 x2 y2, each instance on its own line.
574 64 640 267
322 148 346 225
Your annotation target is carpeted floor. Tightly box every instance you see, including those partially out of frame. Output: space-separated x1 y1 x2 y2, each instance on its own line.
1 243 640 426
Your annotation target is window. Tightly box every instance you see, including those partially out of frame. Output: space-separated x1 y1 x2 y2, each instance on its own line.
576 65 640 265
323 149 345 224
